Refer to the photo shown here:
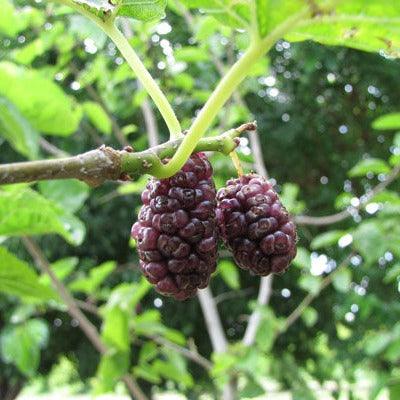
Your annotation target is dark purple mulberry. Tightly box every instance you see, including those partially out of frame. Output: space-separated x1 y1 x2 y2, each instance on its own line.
132 153 218 300
216 174 297 276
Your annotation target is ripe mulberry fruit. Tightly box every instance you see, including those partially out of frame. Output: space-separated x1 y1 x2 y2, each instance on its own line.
216 174 297 276
131 153 218 300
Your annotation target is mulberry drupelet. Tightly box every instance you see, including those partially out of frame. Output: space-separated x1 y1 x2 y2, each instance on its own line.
131 153 218 300
216 174 297 276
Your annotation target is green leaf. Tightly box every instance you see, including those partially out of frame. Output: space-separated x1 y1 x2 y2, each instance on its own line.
69 261 116 294
280 183 305 214
39 257 79 288
0 246 57 301
0 188 85 245
240 379 265 398
104 279 151 312
348 158 390 177
138 342 159 364
11 22 65 65
0 62 82 136
384 263 400 283
256 0 304 38
39 180 90 213
102 307 130 351
0 0 22 37
69 15 107 48
94 351 129 393
0 97 39 159
175 46 210 63
288 2 400 57
117 175 148 195
117 0 167 21
353 221 387 263
71 0 114 20
301 307 318 327
372 112 400 130
0 319 49 377
364 331 393 355
311 230 346 249
332 267 352 293
390 383 400 400
299 275 321 295
83 101 112 135
153 351 193 388
180 0 250 29
134 364 161 384
218 260 240 289
292 247 311 270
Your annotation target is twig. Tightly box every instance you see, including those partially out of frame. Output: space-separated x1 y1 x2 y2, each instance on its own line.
295 165 400 226
148 335 212 371
279 253 353 334
22 237 148 400
0 123 255 186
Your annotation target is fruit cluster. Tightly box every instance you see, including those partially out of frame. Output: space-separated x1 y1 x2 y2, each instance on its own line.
216 174 297 276
132 154 297 300
131 153 218 300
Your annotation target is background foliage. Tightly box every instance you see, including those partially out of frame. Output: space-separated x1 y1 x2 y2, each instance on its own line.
0 0 400 399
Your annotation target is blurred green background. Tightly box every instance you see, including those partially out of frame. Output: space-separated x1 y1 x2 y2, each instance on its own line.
0 0 400 399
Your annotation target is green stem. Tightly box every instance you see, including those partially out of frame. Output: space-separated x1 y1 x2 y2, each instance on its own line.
54 0 181 138
155 9 310 178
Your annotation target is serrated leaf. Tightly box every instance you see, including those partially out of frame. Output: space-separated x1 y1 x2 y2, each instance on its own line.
0 97 39 160
348 158 390 177
117 0 167 21
0 246 57 301
372 112 400 130
311 230 346 249
218 259 240 289
0 188 85 245
83 101 112 135
0 62 82 136
0 319 49 377
288 2 400 57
